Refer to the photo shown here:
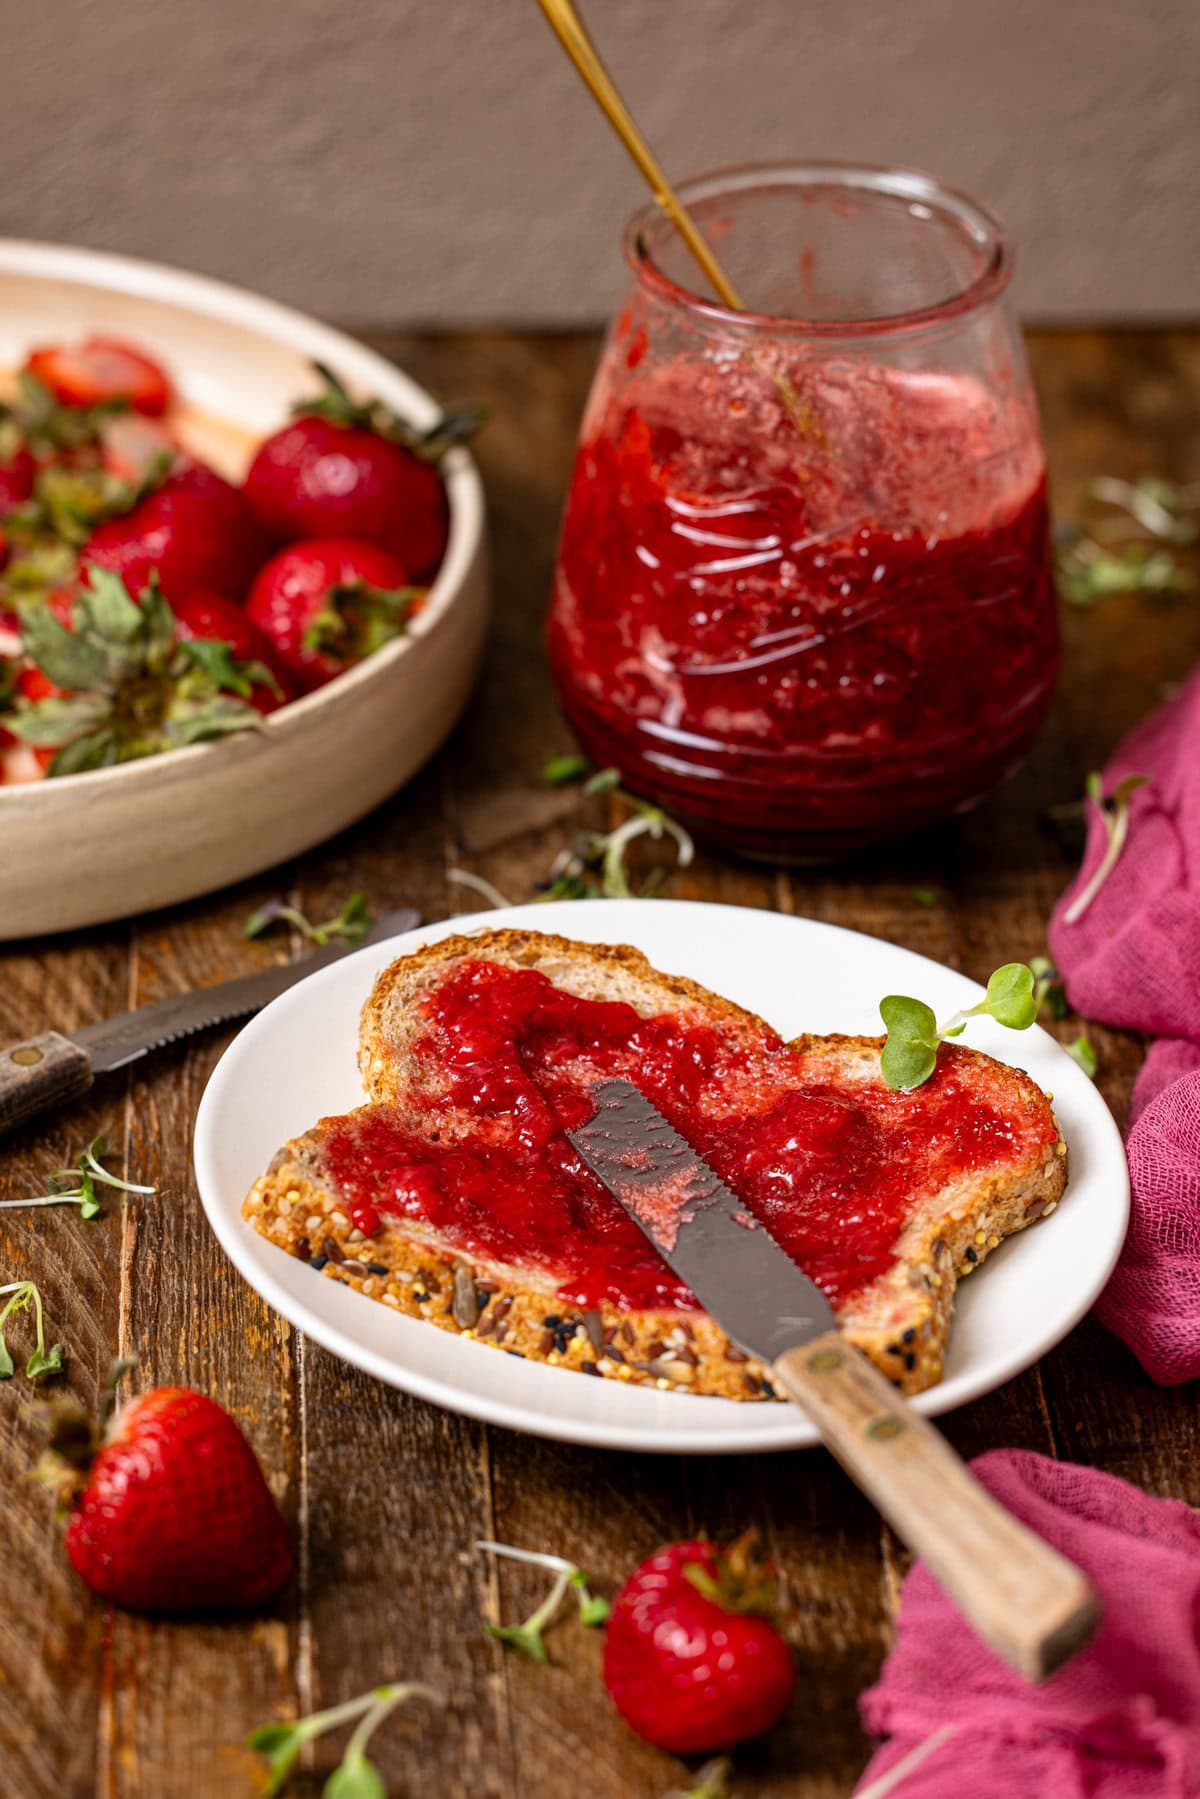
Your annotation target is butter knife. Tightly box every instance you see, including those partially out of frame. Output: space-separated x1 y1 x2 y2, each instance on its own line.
0 905 421 1138
568 1076 1099 1681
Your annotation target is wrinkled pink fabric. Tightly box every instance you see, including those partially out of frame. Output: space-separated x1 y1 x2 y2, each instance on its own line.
856 1450 1200 1798
1048 667 1200 1384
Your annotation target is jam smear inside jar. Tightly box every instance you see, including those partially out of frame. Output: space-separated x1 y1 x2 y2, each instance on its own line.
547 164 1059 859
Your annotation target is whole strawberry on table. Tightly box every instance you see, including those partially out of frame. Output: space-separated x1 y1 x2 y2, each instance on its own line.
0 337 478 785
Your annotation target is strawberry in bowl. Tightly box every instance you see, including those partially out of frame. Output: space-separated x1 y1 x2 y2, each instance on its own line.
85 462 269 602
24 335 173 418
0 244 487 936
246 536 423 692
245 365 481 580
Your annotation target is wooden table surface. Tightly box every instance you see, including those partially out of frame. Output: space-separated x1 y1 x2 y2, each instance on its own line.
1 327 1198 1799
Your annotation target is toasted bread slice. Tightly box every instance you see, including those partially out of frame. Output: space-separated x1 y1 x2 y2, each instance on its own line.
244 930 1067 1397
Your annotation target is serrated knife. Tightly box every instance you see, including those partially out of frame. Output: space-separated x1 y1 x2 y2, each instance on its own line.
568 1077 1099 1681
0 905 421 1138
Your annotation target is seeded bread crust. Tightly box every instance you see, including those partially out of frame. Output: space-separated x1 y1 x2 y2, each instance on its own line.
243 929 1068 1398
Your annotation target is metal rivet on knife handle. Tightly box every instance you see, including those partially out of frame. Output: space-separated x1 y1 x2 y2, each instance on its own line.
0 1033 95 1138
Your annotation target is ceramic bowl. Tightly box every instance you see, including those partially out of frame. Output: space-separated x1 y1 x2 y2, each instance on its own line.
0 240 488 940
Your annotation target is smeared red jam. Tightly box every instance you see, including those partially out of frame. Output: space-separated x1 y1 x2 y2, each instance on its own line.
317 961 1055 1313
548 357 1058 856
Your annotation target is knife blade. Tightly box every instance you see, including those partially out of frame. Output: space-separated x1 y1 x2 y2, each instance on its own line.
0 905 421 1138
569 1075 835 1365
568 1077 1098 1682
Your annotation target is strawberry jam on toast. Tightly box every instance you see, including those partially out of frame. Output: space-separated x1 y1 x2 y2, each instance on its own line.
244 931 1067 1397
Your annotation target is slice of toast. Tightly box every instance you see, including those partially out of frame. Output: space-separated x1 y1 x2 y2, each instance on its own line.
244 929 1067 1397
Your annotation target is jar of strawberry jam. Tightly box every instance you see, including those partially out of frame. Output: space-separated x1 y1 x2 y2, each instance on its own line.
548 163 1058 858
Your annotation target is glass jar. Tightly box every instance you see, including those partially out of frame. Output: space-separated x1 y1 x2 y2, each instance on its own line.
547 162 1058 859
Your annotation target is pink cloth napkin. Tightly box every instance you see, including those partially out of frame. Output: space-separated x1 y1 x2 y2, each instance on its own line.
1048 667 1200 1384
855 1450 1200 1798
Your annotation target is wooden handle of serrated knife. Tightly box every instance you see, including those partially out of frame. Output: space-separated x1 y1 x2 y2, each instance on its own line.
773 1330 1099 1681
0 1033 94 1137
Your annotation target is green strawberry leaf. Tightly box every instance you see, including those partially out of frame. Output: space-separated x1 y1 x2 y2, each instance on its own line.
0 1334 14 1380
164 695 264 748
7 695 109 747
180 638 279 698
20 603 107 691
48 732 121 776
82 566 145 642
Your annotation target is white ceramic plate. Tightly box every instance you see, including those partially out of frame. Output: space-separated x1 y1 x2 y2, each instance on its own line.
195 900 1129 1455
0 240 488 939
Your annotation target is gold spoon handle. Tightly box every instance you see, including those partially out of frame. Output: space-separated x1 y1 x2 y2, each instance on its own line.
535 0 744 310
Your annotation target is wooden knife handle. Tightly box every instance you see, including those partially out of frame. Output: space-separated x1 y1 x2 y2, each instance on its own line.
773 1330 1099 1681
0 1033 94 1137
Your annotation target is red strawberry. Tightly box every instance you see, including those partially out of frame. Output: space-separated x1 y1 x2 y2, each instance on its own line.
0 444 35 514
244 365 476 579
169 588 291 713
43 1384 293 1613
85 463 269 601
25 336 172 417
245 535 421 692
602 1535 794 1755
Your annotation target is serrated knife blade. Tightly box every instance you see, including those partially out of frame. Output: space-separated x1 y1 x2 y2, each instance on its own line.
568 1075 835 1364
0 906 420 1138
568 1075 1098 1682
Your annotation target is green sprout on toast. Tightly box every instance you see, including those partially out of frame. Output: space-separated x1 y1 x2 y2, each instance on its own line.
880 963 1039 1092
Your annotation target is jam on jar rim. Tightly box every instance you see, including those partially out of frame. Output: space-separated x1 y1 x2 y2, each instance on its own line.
624 160 1014 340
316 959 1056 1315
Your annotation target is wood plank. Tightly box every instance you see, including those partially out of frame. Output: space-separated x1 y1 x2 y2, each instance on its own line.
0 927 131 1799
1 327 1197 1797
97 881 305 1797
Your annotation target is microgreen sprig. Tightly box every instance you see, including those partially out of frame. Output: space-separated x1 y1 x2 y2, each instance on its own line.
449 762 695 911
248 1680 445 1798
539 766 693 902
880 963 1038 1092
245 892 372 948
543 752 590 786
663 1760 733 1799
1055 474 1197 606
1061 773 1149 925
0 1136 155 1220
1065 1033 1098 1079
0 1281 64 1380
478 1539 610 1661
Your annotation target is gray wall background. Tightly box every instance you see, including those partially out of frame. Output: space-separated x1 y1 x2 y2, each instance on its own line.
4 0 1197 327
